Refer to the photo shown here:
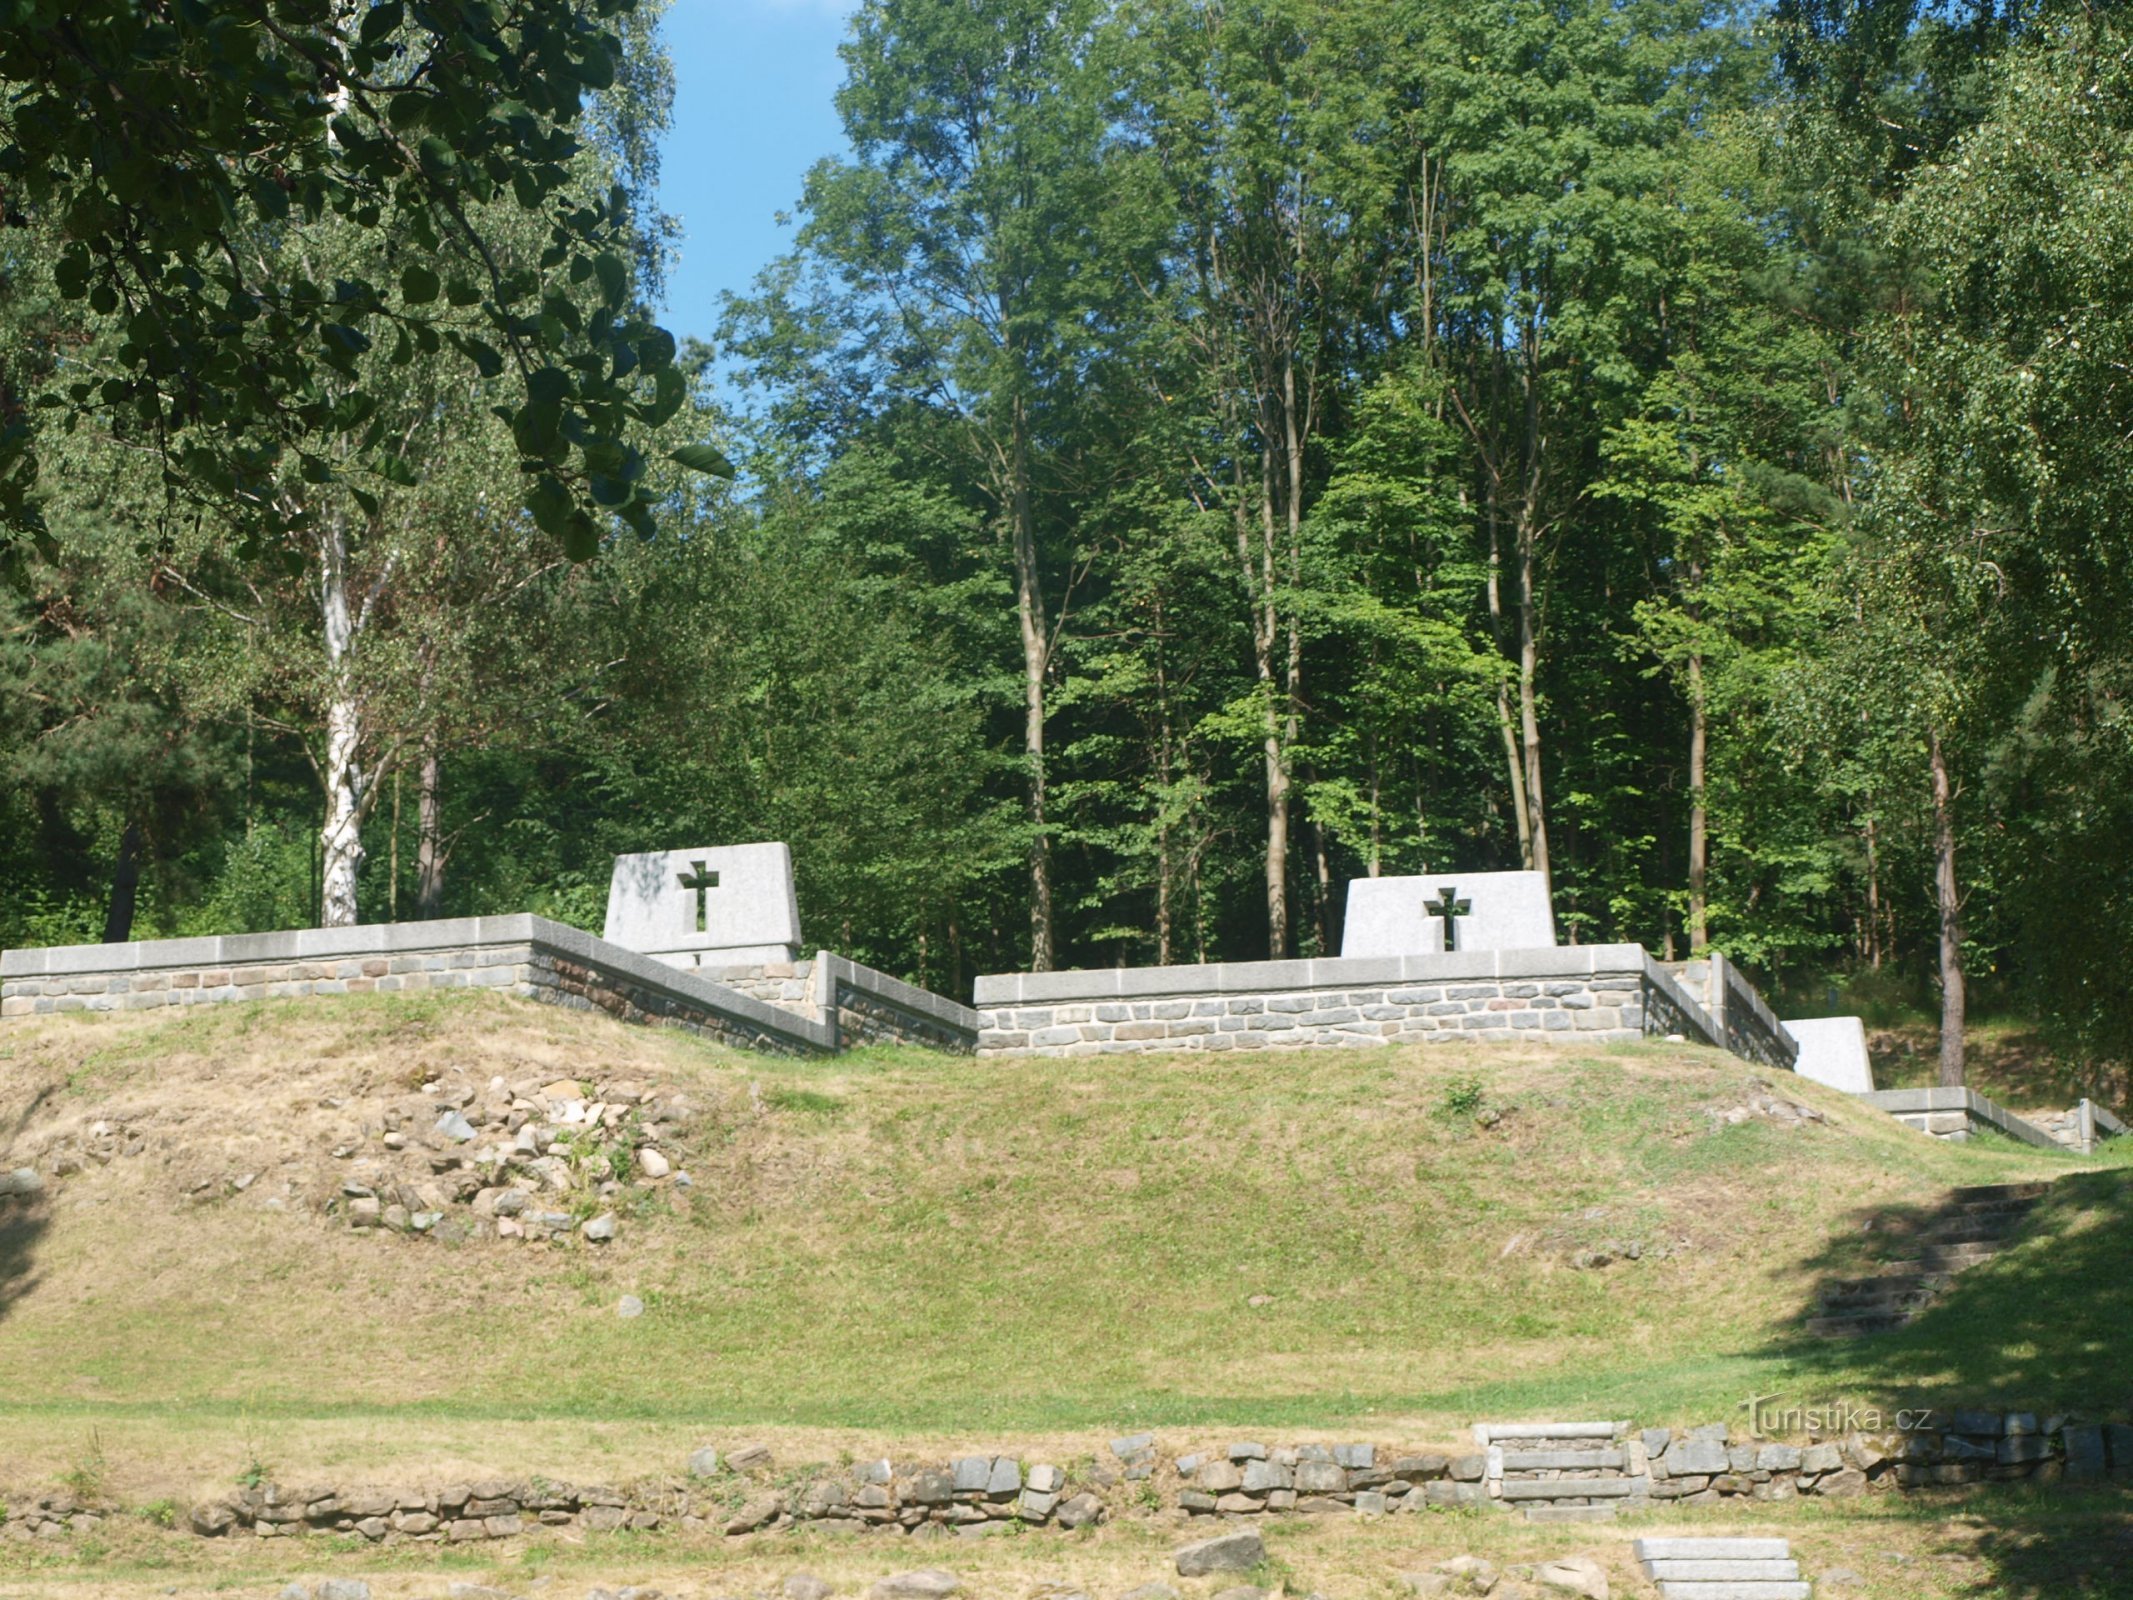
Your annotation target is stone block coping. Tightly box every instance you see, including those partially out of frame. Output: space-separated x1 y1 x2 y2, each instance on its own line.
1858 1086 2061 1150
1473 1421 1626 1445
975 944 1672 1006
2 916 981 1056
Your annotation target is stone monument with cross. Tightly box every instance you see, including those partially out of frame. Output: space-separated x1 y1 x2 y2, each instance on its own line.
602 841 803 971
1339 869 1557 957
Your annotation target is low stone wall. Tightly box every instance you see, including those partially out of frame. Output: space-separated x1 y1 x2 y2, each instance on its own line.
2025 1098 2125 1154
1859 1087 2063 1150
1661 953 1798 1072
973 947 1721 1058
707 954 979 1054
13 1411 2130 1550
1 918 979 1056
173 1455 1108 1547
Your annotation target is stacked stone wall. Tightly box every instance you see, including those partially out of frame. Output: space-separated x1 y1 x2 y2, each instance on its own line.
705 957 980 1053
13 1410 2121 1550
973 948 1726 1058
2 919 978 1056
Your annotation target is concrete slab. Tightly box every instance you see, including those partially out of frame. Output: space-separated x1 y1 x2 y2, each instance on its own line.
1341 870 1555 956
1784 1014 1875 1093
1654 1585 1809 1600
604 843 801 967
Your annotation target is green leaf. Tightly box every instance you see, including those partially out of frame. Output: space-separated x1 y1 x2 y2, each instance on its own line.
53 251 90 300
593 251 627 308
669 443 736 479
401 264 440 305
417 136 458 182
358 1 403 45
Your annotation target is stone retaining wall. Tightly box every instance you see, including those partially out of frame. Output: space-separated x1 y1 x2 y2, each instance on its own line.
973 947 1721 1058
1 919 979 1056
708 955 979 1054
1858 1087 2063 1150
11 1411 2128 1550
1660 954 1798 1072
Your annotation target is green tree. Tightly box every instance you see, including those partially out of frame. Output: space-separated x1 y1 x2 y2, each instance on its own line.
0 0 711 563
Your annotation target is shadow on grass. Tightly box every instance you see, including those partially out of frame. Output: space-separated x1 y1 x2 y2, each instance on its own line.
0 1084 50 1327
0 1193 45 1330
1772 1168 2133 1416
1836 1483 2133 1599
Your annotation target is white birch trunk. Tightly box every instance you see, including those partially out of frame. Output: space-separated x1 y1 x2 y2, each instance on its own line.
319 512 365 927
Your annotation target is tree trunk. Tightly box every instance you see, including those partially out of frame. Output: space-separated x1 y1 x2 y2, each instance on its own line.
1686 651 1708 951
1485 494 1532 868
416 734 445 919
318 512 364 927
1930 727 1966 1088
1155 606 1175 968
102 819 142 945
1262 699 1291 959
1863 804 1884 970
1009 396 1054 972
1516 521 1550 883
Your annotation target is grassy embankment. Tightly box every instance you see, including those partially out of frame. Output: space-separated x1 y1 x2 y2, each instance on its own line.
0 991 2129 1599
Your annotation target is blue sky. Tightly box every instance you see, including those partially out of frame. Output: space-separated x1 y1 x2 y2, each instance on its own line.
653 1 856 350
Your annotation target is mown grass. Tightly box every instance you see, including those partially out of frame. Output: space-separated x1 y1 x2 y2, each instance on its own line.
0 992 2121 1485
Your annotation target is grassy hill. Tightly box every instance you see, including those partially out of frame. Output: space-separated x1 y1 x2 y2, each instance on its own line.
1 991 2126 1495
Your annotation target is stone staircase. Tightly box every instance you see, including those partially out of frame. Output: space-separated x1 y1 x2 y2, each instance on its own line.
1635 1536 1810 1599
1808 1181 2049 1338
1475 1421 1642 1523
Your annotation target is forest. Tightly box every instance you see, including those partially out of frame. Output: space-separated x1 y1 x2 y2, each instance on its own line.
3 0 2130 1087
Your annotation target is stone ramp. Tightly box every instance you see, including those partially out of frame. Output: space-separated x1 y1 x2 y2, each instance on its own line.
1808 1181 2050 1337
1635 1537 1810 1599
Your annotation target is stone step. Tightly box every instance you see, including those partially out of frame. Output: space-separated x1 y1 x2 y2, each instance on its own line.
1500 1449 1626 1471
1955 1193 2041 1215
1949 1181 2050 1202
1808 1310 1913 1338
1474 1421 1625 1443
1523 1504 1618 1524
1822 1269 1948 1298
1646 1561 1803 1581
1928 1228 2022 1254
1909 1241 2006 1269
1499 1476 1639 1501
1655 1585 1810 1600
1635 1538 1793 1562
1817 1278 1941 1310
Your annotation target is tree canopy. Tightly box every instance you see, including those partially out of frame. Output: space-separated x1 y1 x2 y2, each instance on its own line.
5 0 2132 1097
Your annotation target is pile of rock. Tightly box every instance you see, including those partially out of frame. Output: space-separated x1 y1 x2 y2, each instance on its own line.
10 1067 699 1247
335 1073 695 1246
1174 1442 1484 1518
1706 1079 1829 1129
0 1493 105 1541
